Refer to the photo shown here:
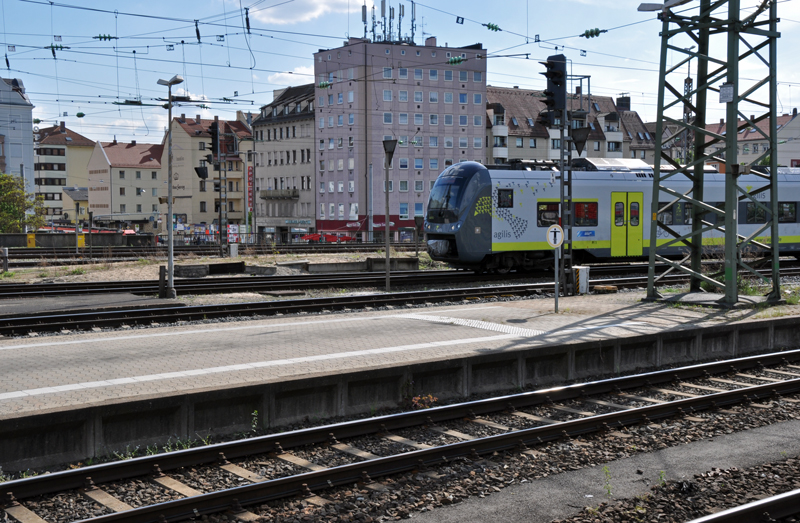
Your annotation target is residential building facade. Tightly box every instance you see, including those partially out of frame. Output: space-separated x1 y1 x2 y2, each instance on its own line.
33 122 95 222
313 37 487 241
86 139 164 231
164 114 252 231
251 84 316 242
0 78 34 191
484 88 655 164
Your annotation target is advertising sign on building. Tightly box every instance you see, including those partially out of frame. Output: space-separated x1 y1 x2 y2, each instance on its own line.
247 166 254 213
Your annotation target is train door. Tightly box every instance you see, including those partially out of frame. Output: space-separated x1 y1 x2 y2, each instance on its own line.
610 192 643 256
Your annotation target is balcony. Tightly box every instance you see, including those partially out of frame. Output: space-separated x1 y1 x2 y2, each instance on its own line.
493 146 508 159
260 189 300 200
492 124 509 137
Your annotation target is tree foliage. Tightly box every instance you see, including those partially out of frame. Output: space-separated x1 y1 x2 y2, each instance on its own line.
0 172 46 233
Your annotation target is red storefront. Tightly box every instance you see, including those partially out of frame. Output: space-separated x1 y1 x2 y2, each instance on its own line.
316 215 418 242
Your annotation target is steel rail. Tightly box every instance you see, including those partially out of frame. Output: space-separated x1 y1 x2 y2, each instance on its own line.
55 374 800 522
2 348 799 507
0 270 478 299
687 488 800 522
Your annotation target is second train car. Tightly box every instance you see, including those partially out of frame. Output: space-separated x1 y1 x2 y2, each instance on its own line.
424 158 800 271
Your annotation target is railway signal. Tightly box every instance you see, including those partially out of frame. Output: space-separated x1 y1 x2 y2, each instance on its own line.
540 54 567 111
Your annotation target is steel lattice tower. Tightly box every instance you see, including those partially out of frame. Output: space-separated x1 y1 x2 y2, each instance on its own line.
646 0 781 306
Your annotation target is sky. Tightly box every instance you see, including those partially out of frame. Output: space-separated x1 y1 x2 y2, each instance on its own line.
2 0 799 144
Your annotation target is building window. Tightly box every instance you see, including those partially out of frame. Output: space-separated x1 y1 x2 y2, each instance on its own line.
473 94 482 104
383 67 392 78
473 115 482 126
349 136 354 147
553 139 561 149
200 201 207 212
414 114 423 125
320 203 325 218
338 203 344 219
414 180 424 192
430 92 438 103
120 204 126 213
383 90 392 101
444 115 453 126
349 113 354 125
399 68 408 79
459 115 468 126
430 69 438 80
119 171 125 179
399 90 408 102
530 139 537 148
152 171 157 179
414 91 423 103
430 136 439 147
135 171 141 179
152 188 158 197
337 115 343 126
348 91 354 102
594 141 600 151
473 137 482 148
444 92 453 104
400 113 408 125
459 93 468 104
430 158 439 170
430 114 438 125
337 93 343 104
444 70 453 81
136 204 142 212
414 68 423 80
384 180 394 192
384 112 393 124
399 180 409 192
337 159 344 171
444 137 454 148
459 137 468 148
119 187 125 196
338 181 344 192
473 71 482 82
349 157 355 169
516 137 523 148
399 203 409 219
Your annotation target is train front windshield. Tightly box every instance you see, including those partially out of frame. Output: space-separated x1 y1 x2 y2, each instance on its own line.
427 174 469 223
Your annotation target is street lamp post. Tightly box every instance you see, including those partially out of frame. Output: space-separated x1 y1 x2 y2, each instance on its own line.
382 138 397 292
157 74 184 299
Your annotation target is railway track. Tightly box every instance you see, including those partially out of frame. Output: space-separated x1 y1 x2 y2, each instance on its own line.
0 274 686 337
0 270 493 299
2 350 800 523
4 264 800 336
3 244 418 267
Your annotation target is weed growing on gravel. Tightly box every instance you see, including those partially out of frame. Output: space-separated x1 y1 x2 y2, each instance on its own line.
0 467 11 483
0 271 14 278
175 437 196 450
658 470 667 486
162 438 175 453
197 431 213 446
603 465 613 497
69 268 86 275
146 445 159 456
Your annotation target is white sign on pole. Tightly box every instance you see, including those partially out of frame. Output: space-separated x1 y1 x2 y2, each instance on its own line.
546 224 564 248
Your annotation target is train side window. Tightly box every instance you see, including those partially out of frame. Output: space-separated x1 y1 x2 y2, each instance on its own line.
614 202 624 226
657 203 673 225
497 189 513 208
574 202 598 226
630 202 640 226
778 202 797 223
537 203 559 227
746 202 767 223
675 202 692 225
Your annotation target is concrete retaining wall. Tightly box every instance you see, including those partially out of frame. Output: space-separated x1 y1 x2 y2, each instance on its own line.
3 315 800 470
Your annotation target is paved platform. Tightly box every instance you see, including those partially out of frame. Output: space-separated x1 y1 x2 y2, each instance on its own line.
0 290 783 421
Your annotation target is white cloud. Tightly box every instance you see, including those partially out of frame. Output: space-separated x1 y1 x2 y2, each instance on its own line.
249 0 371 25
267 65 315 88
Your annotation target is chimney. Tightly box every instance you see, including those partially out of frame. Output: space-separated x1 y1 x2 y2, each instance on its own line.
196 114 201 124
576 86 581 95
425 36 437 47
112 135 117 145
59 121 66 133
180 113 186 122
720 118 724 125
616 96 631 111
513 86 519 89
131 140 136 146
794 108 798 117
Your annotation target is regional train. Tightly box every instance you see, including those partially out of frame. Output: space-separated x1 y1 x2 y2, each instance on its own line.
424 158 800 271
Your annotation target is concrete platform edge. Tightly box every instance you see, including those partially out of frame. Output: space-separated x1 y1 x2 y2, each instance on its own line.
2 314 799 471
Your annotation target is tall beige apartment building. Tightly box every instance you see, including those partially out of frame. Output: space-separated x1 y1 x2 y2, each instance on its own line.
313 37 487 241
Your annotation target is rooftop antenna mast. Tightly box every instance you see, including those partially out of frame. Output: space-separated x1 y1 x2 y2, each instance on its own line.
398 3 404 42
371 5 376 41
410 1 416 44
362 2 368 39
389 4 395 42
381 0 386 41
